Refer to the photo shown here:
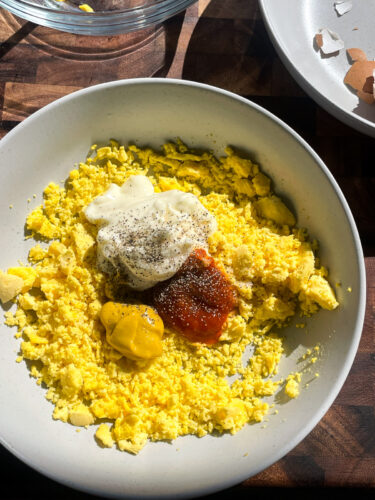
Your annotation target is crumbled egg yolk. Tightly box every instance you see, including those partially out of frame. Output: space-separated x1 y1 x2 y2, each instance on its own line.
79 4 94 12
0 271 24 303
100 302 164 361
96 423 114 448
7 267 37 294
285 379 300 399
2 140 338 454
285 372 302 399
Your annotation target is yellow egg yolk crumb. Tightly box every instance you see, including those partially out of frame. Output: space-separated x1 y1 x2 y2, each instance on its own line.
285 379 300 399
79 4 94 12
4 140 338 453
285 373 302 399
0 271 24 304
96 424 114 448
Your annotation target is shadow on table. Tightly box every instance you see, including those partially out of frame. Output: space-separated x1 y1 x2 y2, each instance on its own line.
181 0 273 95
1 440 374 499
201 486 375 499
0 7 185 80
0 20 37 58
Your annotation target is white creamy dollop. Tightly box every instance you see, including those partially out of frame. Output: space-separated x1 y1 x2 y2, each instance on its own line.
84 175 217 290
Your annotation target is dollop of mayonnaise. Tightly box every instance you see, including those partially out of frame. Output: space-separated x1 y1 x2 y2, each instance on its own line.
84 175 217 290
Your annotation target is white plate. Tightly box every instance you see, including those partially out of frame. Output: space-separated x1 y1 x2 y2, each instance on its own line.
260 0 375 137
0 79 366 498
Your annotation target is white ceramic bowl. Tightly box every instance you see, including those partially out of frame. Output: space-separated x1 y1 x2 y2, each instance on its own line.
259 0 375 138
0 79 366 498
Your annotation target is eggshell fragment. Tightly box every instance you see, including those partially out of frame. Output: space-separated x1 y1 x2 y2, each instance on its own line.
344 51 375 91
334 1 353 16
344 48 375 104
347 48 367 62
362 75 374 94
315 28 344 55
357 90 374 105
315 34 323 49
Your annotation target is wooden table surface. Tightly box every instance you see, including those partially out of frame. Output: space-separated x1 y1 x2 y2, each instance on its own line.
0 0 374 498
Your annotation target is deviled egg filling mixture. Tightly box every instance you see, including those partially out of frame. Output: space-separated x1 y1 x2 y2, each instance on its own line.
0 140 338 454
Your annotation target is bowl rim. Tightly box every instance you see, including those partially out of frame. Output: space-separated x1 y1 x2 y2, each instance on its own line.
0 0 193 15
0 0 196 34
0 78 367 498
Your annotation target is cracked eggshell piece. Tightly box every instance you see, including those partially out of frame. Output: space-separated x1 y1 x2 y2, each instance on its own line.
344 48 375 104
362 74 374 95
344 48 375 103
315 28 344 55
347 48 368 63
334 1 353 16
360 70 375 104
357 89 374 105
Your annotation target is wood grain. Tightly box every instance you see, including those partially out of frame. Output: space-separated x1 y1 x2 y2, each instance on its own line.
0 0 374 496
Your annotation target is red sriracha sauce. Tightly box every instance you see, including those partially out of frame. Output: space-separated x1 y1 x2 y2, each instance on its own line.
150 248 236 345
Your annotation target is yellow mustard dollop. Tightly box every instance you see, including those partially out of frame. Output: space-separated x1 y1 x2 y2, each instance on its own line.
100 302 164 361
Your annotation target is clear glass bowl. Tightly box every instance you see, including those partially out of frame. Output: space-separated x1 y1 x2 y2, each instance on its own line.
0 0 196 35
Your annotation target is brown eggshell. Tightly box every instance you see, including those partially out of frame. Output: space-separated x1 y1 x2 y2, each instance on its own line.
347 48 367 62
344 60 375 92
362 75 375 94
315 33 323 48
357 89 375 104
